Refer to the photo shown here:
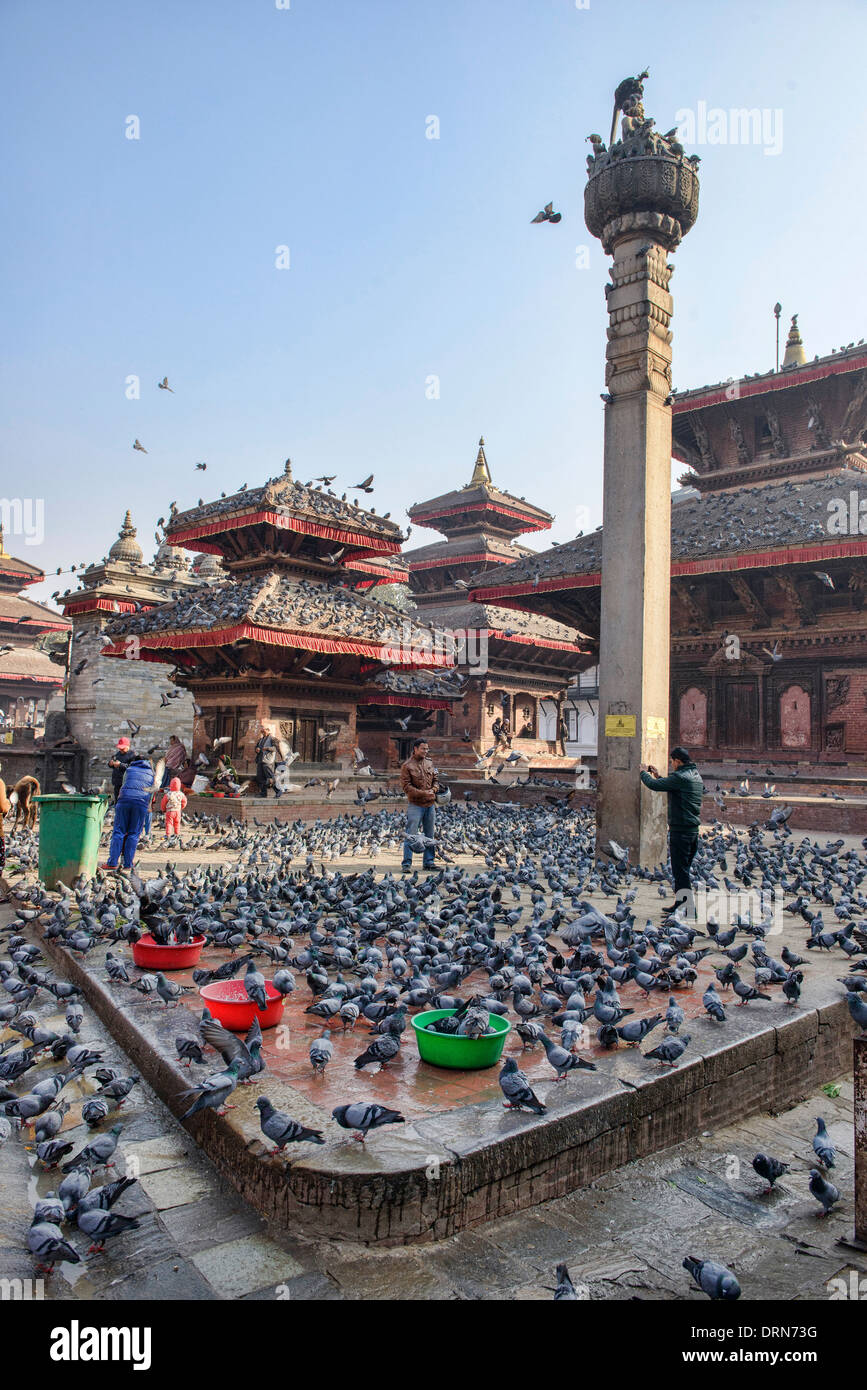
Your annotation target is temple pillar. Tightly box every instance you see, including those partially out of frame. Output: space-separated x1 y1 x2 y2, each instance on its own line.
584 75 700 865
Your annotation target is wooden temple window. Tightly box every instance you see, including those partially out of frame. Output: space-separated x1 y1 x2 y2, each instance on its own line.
754 417 773 455
825 722 845 752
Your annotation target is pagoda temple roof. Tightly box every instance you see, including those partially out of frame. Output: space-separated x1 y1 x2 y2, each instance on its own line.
411 599 587 653
0 535 43 590
164 462 403 556
0 645 64 686
360 667 465 710
103 573 453 667
470 468 867 598
671 341 867 414
0 592 70 632
408 484 552 534
406 533 532 569
407 439 552 536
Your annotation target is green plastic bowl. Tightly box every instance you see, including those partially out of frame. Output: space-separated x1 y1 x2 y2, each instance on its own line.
411 1009 511 1070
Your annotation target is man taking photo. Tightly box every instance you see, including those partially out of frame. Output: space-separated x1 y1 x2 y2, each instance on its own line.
639 745 705 916
399 738 439 873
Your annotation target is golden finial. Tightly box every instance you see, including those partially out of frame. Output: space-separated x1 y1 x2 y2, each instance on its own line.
470 437 492 486
782 314 806 368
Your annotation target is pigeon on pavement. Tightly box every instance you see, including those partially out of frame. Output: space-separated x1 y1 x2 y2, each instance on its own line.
683 1255 741 1300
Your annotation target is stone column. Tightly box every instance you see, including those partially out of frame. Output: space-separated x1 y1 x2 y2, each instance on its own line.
584 80 699 864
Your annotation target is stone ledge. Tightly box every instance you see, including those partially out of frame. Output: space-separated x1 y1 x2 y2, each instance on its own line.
39 930 859 1246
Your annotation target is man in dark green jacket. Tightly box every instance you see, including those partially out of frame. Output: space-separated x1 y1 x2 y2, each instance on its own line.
639 746 705 914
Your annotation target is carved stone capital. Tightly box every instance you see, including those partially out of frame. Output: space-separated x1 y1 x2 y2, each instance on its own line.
585 156 699 254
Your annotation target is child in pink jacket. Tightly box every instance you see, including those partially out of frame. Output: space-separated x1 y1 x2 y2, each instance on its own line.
160 777 187 838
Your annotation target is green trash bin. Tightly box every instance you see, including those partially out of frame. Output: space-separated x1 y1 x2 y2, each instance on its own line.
34 794 111 888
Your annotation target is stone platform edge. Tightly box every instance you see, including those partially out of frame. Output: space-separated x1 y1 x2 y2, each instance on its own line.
39 932 857 1246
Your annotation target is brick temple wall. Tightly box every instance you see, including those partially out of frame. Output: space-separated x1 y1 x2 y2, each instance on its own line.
65 613 195 769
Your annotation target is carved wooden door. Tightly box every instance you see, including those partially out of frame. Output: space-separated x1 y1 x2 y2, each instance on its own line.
723 682 758 747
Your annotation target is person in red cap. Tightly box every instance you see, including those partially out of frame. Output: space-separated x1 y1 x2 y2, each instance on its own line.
109 737 135 803
160 776 187 840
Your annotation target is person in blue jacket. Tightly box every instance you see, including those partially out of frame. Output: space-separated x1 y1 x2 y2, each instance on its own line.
105 756 155 871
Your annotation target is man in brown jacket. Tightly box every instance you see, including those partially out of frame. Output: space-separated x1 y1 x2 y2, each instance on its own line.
400 738 438 871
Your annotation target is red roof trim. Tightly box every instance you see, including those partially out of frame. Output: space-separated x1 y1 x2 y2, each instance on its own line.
169 511 399 555
0 618 68 632
0 672 63 686
409 552 514 572
357 693 451 710
488 628 590 654
64 598 140 615
412 502 551 532
0 567 40 586
673 353 867 413
103 622 453 667
472 537 867 599
342 554 410 581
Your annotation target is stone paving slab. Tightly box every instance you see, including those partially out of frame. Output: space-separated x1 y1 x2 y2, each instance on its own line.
190 1234 304 1299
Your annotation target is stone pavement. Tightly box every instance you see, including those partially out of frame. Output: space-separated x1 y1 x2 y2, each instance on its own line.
2 819 865 1295
0 983 303 1301
3 1019 862 1300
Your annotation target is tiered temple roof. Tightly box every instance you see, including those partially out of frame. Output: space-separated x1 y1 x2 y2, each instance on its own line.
671 331 867 491
407 438 553 543
104 460 455 709
105 572 452 669
0 527 68 719
60 512 202 619
405 440 588 677
471 325 867 658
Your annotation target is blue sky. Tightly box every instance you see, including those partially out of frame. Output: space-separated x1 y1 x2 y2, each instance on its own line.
2 0 866 607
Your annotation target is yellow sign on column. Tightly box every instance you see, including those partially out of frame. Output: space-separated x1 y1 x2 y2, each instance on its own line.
605 714 636 737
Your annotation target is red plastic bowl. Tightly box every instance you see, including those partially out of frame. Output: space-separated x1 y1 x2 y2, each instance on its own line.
199 979 285 1031
131 934 206 970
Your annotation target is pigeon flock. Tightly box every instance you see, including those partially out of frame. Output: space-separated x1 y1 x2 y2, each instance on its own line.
105 572 442 654
0 931 144 1274
472 469 864 590
165 466 401 542
1 790 865 1297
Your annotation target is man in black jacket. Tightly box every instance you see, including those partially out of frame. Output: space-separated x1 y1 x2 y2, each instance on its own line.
639 745 705 915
